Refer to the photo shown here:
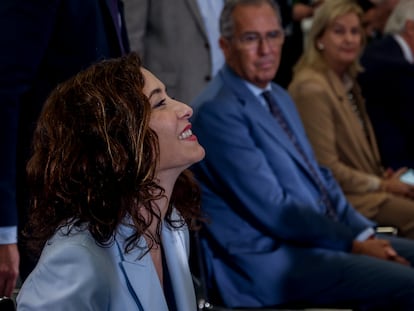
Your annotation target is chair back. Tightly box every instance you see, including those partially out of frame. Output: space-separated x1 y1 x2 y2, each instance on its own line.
189 230 355 311
0 297 16 311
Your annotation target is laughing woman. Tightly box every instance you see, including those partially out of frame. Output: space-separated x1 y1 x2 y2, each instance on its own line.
288 0 414 239
17 53 205 310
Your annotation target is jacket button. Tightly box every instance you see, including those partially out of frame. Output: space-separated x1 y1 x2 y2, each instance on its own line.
205 75 211 81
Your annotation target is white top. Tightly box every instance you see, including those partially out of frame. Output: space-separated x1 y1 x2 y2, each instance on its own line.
394 34 414 64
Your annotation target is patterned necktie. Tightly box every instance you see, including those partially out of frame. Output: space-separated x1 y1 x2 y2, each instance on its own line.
262 91 337 220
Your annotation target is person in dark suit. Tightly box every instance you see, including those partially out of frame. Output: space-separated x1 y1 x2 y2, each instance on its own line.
358 0 399 42
191 0 414 309
273 0 318 88
359 0 414 170
0 0 129 297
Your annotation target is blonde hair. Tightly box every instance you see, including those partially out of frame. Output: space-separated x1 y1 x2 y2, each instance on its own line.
294 0 365 77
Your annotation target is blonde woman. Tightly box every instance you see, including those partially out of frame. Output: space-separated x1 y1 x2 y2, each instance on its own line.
289 0 414 238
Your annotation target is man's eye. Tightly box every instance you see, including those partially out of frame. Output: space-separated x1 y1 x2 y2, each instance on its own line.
267 30 283 39
242 34 259 43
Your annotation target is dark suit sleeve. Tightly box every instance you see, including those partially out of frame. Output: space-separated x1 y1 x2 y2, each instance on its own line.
0 0 60 226
0 0 124 229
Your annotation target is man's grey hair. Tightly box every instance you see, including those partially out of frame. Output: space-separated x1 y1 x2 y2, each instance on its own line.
384 0 414 34
219 0 282 38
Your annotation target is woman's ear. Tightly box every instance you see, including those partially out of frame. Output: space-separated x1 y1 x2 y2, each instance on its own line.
316 41 325 50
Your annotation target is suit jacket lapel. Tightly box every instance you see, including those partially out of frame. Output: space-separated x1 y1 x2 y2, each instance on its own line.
221 67 312 172
265 88 332 185
104 0 126 54
184 0 208 40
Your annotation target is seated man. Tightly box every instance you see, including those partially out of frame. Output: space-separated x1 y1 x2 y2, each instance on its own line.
359 0 399 41
359 0 414 170
191 0 414 309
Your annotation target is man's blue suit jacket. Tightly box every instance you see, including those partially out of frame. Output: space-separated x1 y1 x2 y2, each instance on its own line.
359 35 414 169
191 65 374 307
0 0 129 228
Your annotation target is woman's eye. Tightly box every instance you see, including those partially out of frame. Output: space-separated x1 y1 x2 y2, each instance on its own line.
351 27 361 35
333 28 343 34
153 99 166 109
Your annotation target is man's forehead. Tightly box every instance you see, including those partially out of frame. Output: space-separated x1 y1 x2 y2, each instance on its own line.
232 4 280 28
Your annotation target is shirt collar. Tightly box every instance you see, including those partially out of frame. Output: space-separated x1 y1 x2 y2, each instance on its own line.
242 80 272 109
393 34 414 64
243 80 271 97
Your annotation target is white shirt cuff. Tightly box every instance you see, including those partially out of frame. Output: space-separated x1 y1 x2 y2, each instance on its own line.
355 227 375 241
0 226 18 244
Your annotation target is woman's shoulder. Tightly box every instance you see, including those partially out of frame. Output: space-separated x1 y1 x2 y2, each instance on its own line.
26 226 115 289
18 227 112 310
289 67 329 95
41 225 112 262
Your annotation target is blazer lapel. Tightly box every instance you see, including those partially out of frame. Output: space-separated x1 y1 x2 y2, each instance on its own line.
353 84 383 171
115 227 168 311
249 96 307 165
221 67 305 166
235 87 317 176
326 70 381 171
266 90 332 185
220 66 330 199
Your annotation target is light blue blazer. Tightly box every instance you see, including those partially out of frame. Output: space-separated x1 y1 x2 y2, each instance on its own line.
17 211 196 311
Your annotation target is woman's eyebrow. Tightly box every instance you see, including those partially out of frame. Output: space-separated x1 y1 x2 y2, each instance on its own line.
148 87 163 100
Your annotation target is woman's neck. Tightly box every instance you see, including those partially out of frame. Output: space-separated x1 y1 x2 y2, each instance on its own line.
323 58 348 81
145 171 180 287
150 244 164 288
332 66 347 81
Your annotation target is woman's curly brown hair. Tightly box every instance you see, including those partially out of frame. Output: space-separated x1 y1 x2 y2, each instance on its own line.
24 53 201 256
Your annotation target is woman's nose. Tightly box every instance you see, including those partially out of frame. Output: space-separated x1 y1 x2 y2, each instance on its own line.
176 100 193 119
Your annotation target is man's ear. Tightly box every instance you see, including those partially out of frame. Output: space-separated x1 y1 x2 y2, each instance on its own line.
405 20 414 36
219 36 231 59
403 20 414 57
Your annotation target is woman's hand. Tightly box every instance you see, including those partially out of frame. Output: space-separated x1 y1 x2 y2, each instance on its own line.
381 167 414 199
